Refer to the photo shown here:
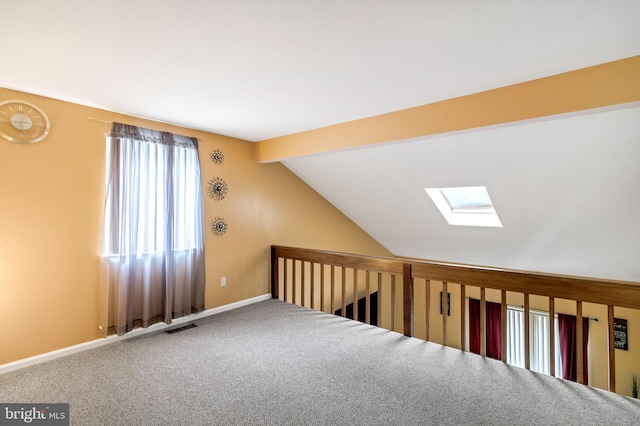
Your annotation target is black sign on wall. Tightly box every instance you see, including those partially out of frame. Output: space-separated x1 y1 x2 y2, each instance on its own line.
614 318 628 350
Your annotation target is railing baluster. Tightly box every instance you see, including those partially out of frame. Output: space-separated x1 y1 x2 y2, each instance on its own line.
271 248 279 300
310 262 315 310
460 284 466 351
442 281 448 346
292 260 297 305
365 271 371 324
607 305 616 392
425 279 431 341
549 297 555 377
279 258 286 302
353 269 359 321
576 301 584 384
480 287 486 357
341 267 346 318
524 293 530 370
301 261 306 308
377 273 382 327
501 290 507 363
283 259 289 303
320 264 325 313
282 258 289 302
330 265 335 315
391 274 396 331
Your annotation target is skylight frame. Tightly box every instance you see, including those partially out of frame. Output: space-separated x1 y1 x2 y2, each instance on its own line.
425 186 502 227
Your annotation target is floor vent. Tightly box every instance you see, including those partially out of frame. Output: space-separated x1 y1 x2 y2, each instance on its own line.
165 323 197 334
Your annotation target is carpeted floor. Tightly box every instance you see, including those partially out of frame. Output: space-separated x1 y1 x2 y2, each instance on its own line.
1 299 639 425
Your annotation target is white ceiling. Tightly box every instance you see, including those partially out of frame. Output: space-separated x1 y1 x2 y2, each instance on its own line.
3 1 639 141
284 105 640 282
3 1 640 281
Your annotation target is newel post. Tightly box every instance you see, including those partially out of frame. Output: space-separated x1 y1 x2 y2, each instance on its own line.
403 263 414 337
271 246 279 300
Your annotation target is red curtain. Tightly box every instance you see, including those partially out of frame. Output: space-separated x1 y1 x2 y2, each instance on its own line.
558 313 589 383
469 299 502 360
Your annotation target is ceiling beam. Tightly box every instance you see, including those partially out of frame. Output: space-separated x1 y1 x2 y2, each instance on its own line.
255 55 640 163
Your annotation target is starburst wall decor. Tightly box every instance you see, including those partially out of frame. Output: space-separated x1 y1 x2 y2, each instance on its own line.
210 149 224 164
206 177 228 201
211 217 228 236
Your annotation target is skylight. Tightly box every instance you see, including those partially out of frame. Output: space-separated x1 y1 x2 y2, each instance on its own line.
425 186 502 227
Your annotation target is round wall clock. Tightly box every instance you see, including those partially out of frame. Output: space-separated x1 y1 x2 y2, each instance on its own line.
0 100 51 144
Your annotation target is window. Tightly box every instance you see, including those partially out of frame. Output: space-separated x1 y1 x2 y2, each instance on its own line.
469 300 588 381
425 186 502 227
440 186 495 213
506 307 562 378
102 133 202 256
99 123 206 336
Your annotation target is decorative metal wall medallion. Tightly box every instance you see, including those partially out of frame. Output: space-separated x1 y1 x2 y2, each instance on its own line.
211 217 227 236
210 149 224 164
206 177 228 201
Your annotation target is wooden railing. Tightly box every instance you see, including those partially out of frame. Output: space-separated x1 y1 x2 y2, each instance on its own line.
271 245 640 394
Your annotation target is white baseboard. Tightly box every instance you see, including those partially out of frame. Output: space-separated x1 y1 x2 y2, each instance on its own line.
0 293 272 375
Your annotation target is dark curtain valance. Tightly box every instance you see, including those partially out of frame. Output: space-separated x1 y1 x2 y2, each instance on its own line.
109 122 199 149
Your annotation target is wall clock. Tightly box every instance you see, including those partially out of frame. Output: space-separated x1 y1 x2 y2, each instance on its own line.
0 100 51 144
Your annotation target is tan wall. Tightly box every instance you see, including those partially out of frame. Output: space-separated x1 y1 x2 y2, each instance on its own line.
0 88 391 365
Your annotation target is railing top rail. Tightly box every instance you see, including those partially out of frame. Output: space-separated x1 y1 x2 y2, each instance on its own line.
272 245 640 310
411 261 640 310
272 245 404 274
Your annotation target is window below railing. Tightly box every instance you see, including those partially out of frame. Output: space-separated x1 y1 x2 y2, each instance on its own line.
506 307 562 377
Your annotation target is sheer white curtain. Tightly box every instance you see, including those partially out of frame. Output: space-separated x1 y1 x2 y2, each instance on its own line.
506 307 562 378
99 123 206 336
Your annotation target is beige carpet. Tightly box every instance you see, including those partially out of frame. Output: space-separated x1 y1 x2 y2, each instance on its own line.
1 299 639 425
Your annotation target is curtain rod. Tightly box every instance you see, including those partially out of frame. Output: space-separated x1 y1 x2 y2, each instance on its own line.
510 303 598 321
88 117 113 124
465 297 598 321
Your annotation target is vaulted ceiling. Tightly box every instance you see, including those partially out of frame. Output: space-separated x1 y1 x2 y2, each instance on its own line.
4 1 639 281
283 105 640 281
